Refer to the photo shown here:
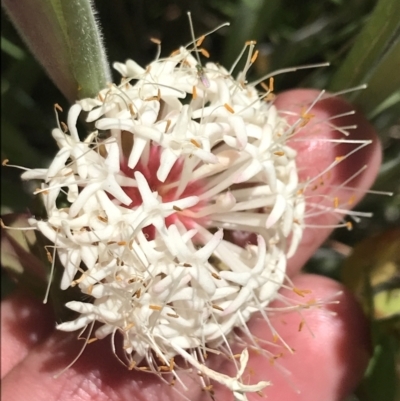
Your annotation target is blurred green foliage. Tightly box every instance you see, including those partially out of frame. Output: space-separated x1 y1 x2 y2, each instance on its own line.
1 0 399 399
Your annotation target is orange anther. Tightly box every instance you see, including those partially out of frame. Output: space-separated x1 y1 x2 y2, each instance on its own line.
150 37 161 44
334 197 339 208
348 195 356 205
251 50 259 64
298 320 305 332
61 121 68 132
190 138 201 148
269 77 274 92
224 103 234 113
196 35 205 47
199 48 210 58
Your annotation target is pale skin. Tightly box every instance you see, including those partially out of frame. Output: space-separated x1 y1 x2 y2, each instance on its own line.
1 89 381 401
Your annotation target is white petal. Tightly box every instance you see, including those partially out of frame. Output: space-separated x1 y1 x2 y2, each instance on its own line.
266 194 286 228
67 104 82 142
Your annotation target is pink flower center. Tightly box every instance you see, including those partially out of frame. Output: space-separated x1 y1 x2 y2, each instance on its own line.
120 145 207 240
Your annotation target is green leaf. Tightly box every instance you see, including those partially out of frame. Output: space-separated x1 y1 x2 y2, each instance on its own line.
341 228 400 321
1 36 25 60
1 214 48 299
328 0 400 115
353 40 400 118
2 0 111 101
222 0 282 71
358 328 400 401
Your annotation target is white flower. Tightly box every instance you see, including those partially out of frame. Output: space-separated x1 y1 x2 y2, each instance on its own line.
21 36 306 400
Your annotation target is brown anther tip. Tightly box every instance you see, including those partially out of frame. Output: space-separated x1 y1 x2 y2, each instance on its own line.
55 103 63 112
167 313 179 318
60 121 68 132
2 159 9 166
251 50 259 64
165 119 172 133
224 103 235 113
334 197 339 208
124 323 135 331
202 385 214 392
192 85 197 100
293 287 312 297
173 205 183 212
269 77 274 91
200 48 210 58
298 320 305 332
348 195 356 205
196 35 205 47
190 138 201 148
265 93 276 101
150 37 161 45
87 337 98 344
149 305 162 311
211 304 224 311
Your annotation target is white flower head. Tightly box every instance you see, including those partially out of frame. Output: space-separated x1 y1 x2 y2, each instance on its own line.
18 18 315 400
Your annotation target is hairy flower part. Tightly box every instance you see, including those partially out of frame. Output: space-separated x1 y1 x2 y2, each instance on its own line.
16 36 372 399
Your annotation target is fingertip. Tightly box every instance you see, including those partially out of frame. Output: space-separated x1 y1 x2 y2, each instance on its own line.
275 89 381 275
243 274 371 401
1 290 55 378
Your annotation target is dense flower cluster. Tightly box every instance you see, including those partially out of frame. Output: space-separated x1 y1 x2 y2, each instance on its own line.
21 41 306 399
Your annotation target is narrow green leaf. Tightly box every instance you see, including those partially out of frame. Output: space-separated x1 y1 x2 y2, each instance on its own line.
1 36 25 59
329 0 400 112
360 330 399 401
1 214 48 299
2 0 111 102
353 39 400 117
222 0 282 70
57 0 111 99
